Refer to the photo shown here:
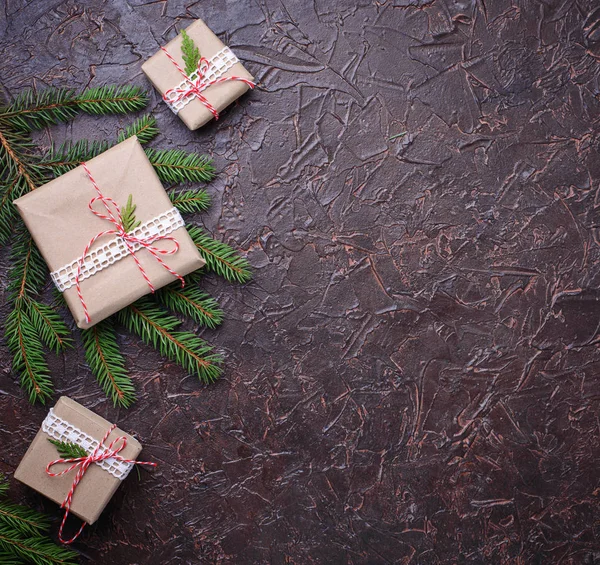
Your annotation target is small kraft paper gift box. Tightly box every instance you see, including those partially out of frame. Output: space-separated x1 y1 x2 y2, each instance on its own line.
14 397 155 544
14 136 205 329
142 18 255 130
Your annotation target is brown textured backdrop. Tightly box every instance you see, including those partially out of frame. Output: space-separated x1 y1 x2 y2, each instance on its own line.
1 1 600 563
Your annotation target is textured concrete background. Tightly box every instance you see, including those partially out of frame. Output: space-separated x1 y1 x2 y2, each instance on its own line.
1 0 600 563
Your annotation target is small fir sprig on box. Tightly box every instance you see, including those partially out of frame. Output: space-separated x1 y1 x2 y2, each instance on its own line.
0 86 251 408
0 473 79 564
181 29 201 76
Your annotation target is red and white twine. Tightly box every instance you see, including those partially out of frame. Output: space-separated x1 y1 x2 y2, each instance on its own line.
76 163 184 324
161 46 255 119
46 424 156 544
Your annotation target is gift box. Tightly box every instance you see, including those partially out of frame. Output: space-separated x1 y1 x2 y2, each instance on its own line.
142 18 255 130
14 136 205 329
14 397 152 531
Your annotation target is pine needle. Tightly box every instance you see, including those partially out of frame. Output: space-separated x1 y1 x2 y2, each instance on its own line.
0 475 79 564
5 300 54 404
0 88 79 132
118 299 222 383
74 85 148 115
145 149 215 184
0 501 49 538
48 439 88 460
181 29 201 76
39 139 111 175
117 114 159 145
7 225 47 301
169 188 211 214
156 276 224 328
25 299 72 355
0 525 79 565
187 225 251 283
81 320 136 408
121 194 141 233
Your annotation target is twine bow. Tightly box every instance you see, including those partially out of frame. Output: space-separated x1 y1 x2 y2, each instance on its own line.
46 424 156 544
75 162 184 324
161 47 255 120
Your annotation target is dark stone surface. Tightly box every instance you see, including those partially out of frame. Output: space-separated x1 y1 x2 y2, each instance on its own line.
1 0 600 563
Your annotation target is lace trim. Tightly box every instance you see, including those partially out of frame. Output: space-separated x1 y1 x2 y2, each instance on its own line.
50 207 184 292
164 46 240 114
42 408 134 480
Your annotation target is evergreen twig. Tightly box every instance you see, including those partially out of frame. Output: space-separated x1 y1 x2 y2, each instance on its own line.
118 299 222 383
117 115 159 145
48 439 88 460
169 188 211 214
0 475 78 565
156 275 223 328
145 149 215 183
5 299 54 404
0 526 78 565
187 225 251 283
181 29 201 76
0 85 148 132
121 194 141 232
81 320 135 408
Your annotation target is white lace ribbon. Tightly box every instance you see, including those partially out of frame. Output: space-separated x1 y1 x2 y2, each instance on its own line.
163 46 240 114
42 408 133 480
50 207 184 292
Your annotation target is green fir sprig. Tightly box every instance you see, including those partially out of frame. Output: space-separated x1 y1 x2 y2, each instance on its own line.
0 86 251 406
81 320 136 408
48 439 88 460
188 226 252 283
181 29 201 76
0 474 78 565
118 298 222 383
156 275 224 328
121 194 141 232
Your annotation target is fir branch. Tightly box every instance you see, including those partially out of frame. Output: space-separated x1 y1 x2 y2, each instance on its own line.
145 149 215 184
169 188 211 214
0 85 148 132
74 85 148 115
25 299 71 355
121 194 141 232
117 114 159 145
81 320 135 408
5 299 53 404
38 140 111 176
0 126 38 180
0 89 79 132
48 439 88 460
156 277 224 329
187 226 251 283
7 227 47 301
0 475 78 564
0 175 40 245
0 526 78 565
0 550 22 565
118 299 222 383
0 131 44 242
0 501 49 538
181 29 201 76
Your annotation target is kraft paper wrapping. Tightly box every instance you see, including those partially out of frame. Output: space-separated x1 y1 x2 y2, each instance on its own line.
142 18 254 130
14 397 143 525
13 136 205 329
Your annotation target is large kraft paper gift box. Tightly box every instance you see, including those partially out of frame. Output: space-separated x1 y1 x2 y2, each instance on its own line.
142 18 255 130
14 136 205 329
14 397 145 526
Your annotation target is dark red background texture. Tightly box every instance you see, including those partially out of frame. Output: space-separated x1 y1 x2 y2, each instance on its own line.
1 1 599 564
